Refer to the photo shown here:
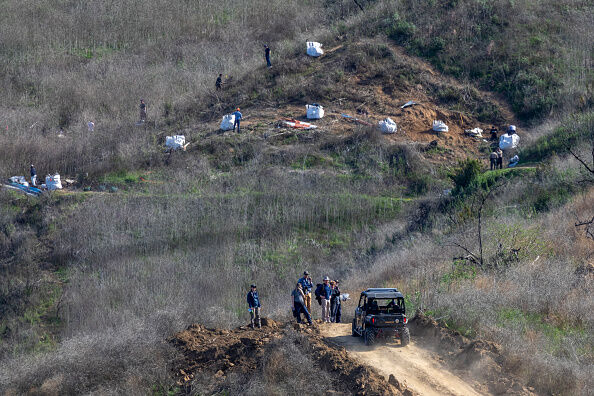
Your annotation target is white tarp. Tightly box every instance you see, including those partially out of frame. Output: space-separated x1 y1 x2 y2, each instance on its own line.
465 127 483 137
433 120 449 133
165 135 185 150
306 104 324 119
9 176 29 186
45 174 62 190
379 118 397 134
508 155 520 167
306 42 324 57
220 114 236 131
499 133 520 150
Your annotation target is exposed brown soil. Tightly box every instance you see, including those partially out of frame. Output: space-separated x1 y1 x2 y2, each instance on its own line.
189 39 517 165
170 314 538 396
170 318 411 395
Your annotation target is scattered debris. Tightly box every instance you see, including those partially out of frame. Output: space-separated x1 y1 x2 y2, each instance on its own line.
464 127 483 138
280 118 318 130
45 174 63 190
87 121 94 132
379 117 398 134
166 135 186 150
3 177 43 196
508 155 520 168
401 100 418 109
306 104 324 119
220 114 236 131
432 120 449 133
306 41 324 57
499 133 520 150
341 113 372 126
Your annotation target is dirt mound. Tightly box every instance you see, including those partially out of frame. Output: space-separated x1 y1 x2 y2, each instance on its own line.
409 313 536 395
170 319 410 395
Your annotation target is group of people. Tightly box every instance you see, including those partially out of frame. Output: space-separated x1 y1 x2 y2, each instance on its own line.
246 270 344 329
488 125 519 170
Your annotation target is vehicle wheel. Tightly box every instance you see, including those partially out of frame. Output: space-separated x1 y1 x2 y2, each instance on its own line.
364 328 376 346
351 319 359 337
401 327 410 346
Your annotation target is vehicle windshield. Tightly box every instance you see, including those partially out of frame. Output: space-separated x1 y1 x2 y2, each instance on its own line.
365 298 405 314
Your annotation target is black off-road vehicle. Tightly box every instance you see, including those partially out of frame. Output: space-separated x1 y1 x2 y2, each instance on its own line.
351 288 410 347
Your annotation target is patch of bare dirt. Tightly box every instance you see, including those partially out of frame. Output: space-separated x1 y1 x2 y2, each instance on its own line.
407 313 537 395
170 318 412 395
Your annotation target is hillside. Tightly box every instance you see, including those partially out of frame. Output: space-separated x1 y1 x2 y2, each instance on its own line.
1 0 593 395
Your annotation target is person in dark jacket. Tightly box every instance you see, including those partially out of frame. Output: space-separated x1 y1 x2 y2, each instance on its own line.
30 165 37 186
264 44 271 68
215 74 223 90
489 126 498 141
247 284 261 328
139 99 147 123
320 276 332 323
292 283 312 325
298 271 313 316
330 280 342 323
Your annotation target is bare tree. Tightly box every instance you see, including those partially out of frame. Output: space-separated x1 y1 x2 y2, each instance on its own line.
567 128 594 239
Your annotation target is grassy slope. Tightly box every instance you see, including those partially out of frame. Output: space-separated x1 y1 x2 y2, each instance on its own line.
1 0 593 395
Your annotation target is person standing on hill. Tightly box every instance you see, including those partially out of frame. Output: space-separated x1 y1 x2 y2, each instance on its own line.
292 283 312 325
489 126 498 142
87 121 95 132
30 165 37 186
490 150 498 171
330 280 342 323
215 74 223 91
247 284 261 329
139 99 147 123
298 271 313 316
320 276 332 323
233 108 242 133
264 44 271 68
496 148 503 169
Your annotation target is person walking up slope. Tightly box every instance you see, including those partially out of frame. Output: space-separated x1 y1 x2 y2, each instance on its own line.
233 108 242 133
247 284 261 329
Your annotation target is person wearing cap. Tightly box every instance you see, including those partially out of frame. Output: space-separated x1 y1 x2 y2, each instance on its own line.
508 125 517 135
330 280 342 323
30 165 37 186
246 284 261 329
233 107 242 133
291 283 312 325
139 99 147 123
321 276 332 323
264 44 271 68
298 271 313 315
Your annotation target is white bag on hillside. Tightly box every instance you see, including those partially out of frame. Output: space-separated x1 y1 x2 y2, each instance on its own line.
306 104 324 119
45 174 62 190
220 114 236 131
165 135 185 150
379 118 397 134
432 120 449 133
9 176 29 186
306 42 324 57
499 133 520 150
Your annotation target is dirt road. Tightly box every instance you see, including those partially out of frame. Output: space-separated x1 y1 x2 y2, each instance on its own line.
320 323 490 396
